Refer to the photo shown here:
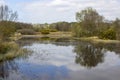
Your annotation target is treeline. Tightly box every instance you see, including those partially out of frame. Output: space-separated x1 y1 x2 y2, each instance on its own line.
49 22 72 31
73 7 120 40
0 4 17 40
33 22 72 34
0 5 120 41
0 5 31 57
0 21 34 40
33 8 120 40
33 22 73 34
0 4 36 41
1 20 73 39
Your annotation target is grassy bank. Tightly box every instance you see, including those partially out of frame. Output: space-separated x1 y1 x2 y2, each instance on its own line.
75 36 120 44
22 32 72 39
20 32 120 44
0 42 28 62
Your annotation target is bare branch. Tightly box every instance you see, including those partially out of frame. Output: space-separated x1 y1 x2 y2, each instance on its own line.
0 5 18 21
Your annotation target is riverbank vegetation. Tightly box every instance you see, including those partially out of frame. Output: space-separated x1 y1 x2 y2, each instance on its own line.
32 8 120 41
0 42 28 62
0 5 30 60
73 7 120 40
0 4 120 57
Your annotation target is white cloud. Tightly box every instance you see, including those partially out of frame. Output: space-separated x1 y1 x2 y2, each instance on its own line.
16 0 120 23
0 0 5 6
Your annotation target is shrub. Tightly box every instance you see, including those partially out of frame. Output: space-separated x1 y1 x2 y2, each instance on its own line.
0 42 29 61
17 29 35 35
73 28 92 37
50 29 58 32
98 28 116 40
0 42 17 54
0 43 10 54
0 21 16 39
41 29 50 34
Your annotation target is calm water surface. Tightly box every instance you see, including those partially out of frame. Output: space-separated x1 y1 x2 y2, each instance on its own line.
0 38 120 80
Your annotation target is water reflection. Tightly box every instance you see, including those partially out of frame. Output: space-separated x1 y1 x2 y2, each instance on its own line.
74 41 120 68
74 42 104 68
0 38 120 80
0 60 18 79
17 37 75 47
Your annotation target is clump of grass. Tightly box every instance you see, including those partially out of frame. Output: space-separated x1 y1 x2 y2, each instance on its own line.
17 29 35 35
50 29 58 32
98 28 116 40
0 42 11 54
0 42 29 62
40 29 50 34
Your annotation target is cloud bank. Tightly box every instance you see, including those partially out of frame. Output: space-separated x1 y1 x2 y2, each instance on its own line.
5 0 120 23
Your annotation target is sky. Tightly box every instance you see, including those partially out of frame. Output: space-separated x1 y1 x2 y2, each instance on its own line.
0 0 120 23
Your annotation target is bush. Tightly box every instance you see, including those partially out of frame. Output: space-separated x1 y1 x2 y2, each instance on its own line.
73 28 92 37
0 42 29 61
0 21 16 39
41 29 50 34
0 43 10 54
98 28 116 40
0 42 17 54
50 29 58 32
17 29 35 35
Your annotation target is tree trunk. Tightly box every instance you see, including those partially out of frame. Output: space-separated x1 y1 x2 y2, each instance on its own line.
116 29 120 40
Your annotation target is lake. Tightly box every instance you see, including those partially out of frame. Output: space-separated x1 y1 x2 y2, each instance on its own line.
0 37 120 80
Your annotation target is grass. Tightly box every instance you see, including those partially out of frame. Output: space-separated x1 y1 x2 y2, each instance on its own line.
10 32 22 41
75 36 120 44
22 31 72 38
20 31 120 44
0 42 28 62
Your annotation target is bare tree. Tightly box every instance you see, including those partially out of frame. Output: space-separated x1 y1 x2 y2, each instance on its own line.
0 5 18 39
0 5 18 21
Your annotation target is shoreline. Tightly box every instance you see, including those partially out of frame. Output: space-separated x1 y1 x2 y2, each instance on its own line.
20 35 120 44
74 37 120 44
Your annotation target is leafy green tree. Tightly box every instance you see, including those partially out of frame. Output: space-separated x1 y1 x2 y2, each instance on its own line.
49 22 72 31
75 7 104 37
0 21 16 38
98 28 116 40
113 18 120 40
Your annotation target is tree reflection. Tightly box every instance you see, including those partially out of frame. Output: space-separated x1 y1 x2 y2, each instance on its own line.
102 43 120 55
0 60 18 79
17 37 74 47
74 42 105 68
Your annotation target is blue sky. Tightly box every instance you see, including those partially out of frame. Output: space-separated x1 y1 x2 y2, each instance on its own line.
0 0 120 23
